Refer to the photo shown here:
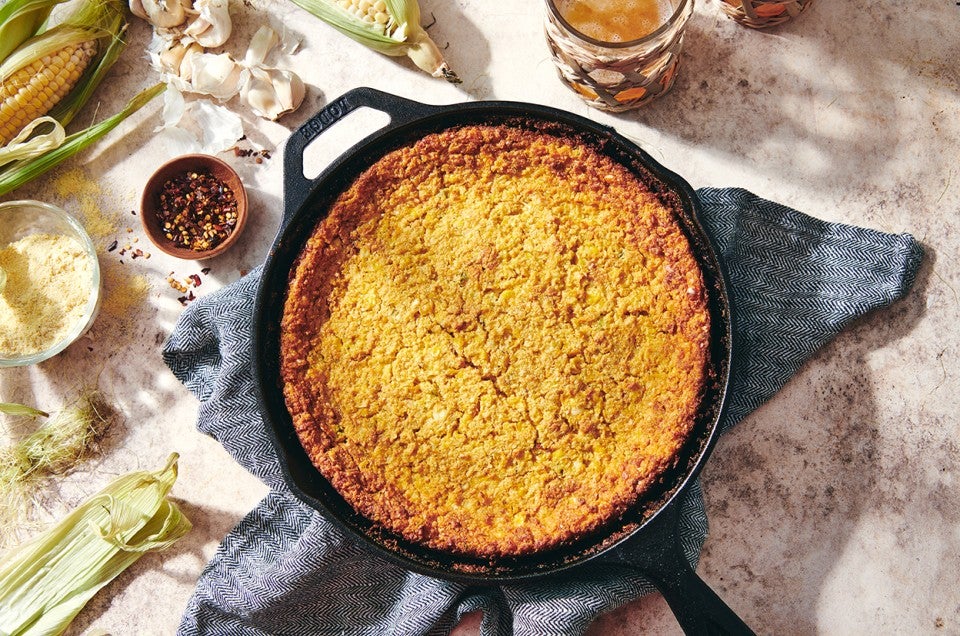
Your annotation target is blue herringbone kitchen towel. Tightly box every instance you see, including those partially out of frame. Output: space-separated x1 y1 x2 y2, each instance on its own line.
164 188 922 636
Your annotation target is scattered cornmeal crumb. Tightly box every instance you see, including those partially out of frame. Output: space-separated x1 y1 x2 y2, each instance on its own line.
53 168 116 239
100 263 149 319
0 233 93 356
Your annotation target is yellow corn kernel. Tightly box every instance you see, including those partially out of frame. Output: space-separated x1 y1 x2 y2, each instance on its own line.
0 39 97 147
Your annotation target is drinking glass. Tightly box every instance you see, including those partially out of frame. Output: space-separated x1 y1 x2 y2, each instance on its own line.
544 0 695 112
718 0 815 28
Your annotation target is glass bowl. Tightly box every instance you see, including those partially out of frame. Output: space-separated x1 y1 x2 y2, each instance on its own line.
0 200 102 367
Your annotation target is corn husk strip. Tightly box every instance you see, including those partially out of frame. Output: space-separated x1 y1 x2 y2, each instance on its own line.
289 0 459 82
0 82 165 197
0 403 49 419
0 117 65 169
0 454 191 636
0 0 68 63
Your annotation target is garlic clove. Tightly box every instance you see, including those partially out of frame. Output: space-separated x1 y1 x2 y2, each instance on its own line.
244 25 279 67
139 0 189 28
156 40 201 78
184 0 232 48
177 42 203 81
241 66 305 121
129 0 149 21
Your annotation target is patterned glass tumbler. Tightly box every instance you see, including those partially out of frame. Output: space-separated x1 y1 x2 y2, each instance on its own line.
719 0 815 28
544 0 695 112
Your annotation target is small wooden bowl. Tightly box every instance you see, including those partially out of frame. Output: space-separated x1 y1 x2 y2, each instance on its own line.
140 154 248 260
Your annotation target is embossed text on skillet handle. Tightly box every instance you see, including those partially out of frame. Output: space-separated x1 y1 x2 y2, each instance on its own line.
282 87 445 231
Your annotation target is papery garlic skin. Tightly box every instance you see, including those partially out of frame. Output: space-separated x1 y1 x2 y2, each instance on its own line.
188 52 245 100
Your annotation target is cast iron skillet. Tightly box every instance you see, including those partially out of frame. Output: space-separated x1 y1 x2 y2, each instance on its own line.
253 87 752 635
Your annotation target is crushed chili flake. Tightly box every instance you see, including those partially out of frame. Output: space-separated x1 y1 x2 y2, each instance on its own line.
167 268 212 305
232 145 272 162
157 170 238 252
107 240 118 252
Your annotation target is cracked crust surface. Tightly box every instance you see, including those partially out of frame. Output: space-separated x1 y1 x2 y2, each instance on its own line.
280 123 711 558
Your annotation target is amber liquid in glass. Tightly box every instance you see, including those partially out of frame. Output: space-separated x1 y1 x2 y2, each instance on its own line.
555 0 671 42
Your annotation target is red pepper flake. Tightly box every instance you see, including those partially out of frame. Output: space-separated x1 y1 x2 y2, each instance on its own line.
232 145 272 162
201 267 211 275
107 240 118 252
189 273 202 287
157 169 239 252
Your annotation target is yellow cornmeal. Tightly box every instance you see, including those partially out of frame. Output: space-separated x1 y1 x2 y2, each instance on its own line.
0 233 93 356
281 124 711 558
53 168 116 240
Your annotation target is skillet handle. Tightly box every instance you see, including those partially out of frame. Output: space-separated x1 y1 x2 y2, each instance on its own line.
637 502 756 636
282 87 444 231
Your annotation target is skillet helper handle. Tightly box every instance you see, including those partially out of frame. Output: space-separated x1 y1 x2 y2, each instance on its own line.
283 87 443 231
639 502 756 636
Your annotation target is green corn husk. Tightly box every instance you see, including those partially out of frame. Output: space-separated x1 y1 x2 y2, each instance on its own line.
0 0 165 195
290 0 460 83
0 454 191 636
0 82 165 196
0 0 68 63
0 402 48 419
0 0 127 129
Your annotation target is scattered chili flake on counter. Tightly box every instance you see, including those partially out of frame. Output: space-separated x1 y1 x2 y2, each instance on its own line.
157 170 238 252
166 267 212 305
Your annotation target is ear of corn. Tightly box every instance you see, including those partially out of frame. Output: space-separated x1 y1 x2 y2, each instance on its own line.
0 0 127 144
0 0 68 63
0 0 162 195
0 38 98 147
290 0 460 83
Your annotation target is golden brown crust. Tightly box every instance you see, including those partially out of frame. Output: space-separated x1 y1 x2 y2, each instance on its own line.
280 123 711 558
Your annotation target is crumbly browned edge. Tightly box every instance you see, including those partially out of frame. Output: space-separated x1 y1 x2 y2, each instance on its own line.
280 123 711 558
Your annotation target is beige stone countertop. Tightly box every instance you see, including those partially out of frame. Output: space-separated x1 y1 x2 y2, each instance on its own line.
0 0 956 633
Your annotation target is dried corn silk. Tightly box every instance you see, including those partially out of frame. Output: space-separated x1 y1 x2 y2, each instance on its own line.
0 234 93 355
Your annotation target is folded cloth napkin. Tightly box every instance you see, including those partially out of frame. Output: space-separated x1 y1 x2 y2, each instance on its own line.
164 188 922 636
